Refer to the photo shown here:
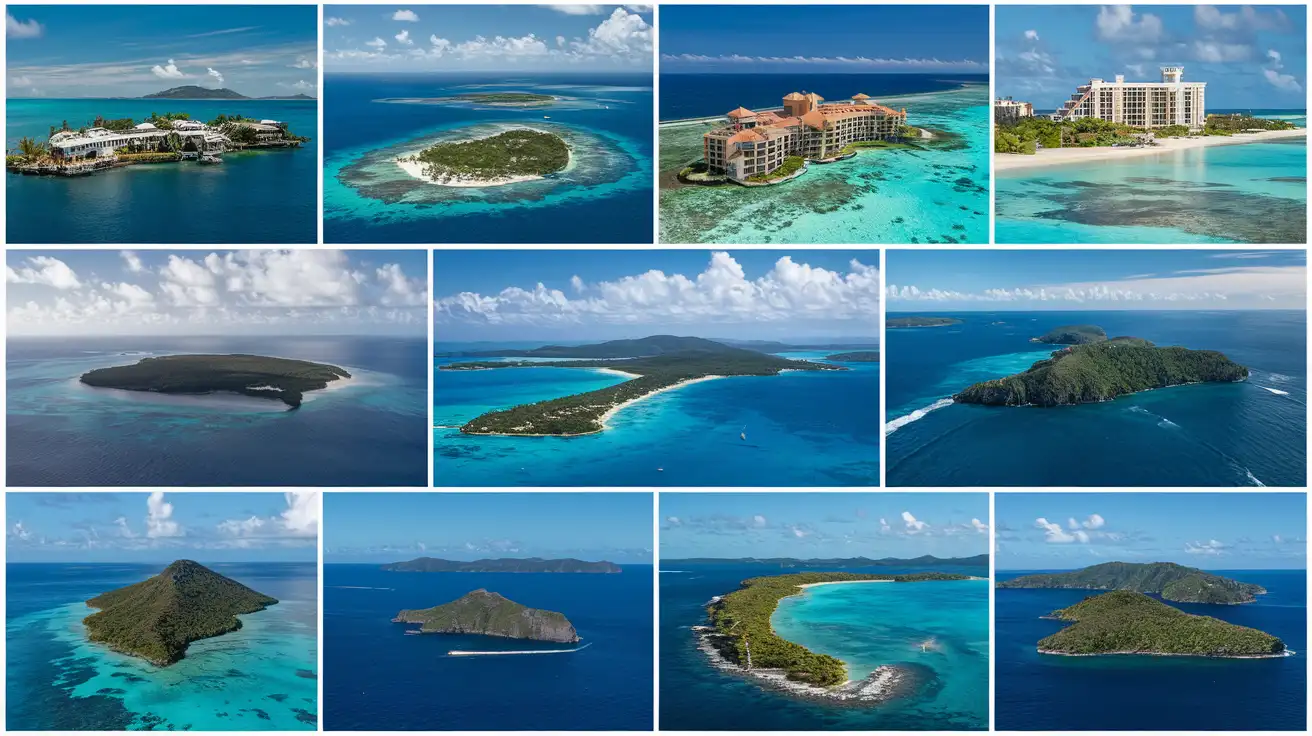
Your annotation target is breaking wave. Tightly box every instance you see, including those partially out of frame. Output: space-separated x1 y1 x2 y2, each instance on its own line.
885 398 955 436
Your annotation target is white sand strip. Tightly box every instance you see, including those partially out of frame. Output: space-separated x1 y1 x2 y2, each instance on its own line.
996 127 1307 172
599 375 724 429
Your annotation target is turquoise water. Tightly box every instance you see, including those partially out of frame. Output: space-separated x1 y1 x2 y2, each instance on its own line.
771 580 988 728
434 351 880 486
996 138 1308 244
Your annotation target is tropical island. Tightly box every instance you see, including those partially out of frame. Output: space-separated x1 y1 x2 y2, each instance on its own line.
668 554 989 569
79 354 351 409
887 316 963 328
1036 590 1287 658
998 562 1267 604
1031 324 1108 345
825 351 881 362
83 560 279 666
140 85 315 101
378 92 559 108
439 336 845 436
398 128 570 187
700 571 973 695
382 557 621 574
392 589 580 643
953 339 1248 407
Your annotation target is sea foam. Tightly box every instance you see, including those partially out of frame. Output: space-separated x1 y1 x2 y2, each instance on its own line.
885 398 955 436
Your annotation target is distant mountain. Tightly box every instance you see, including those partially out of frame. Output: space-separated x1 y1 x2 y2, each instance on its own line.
436 335 880 359
664 554 989 568
381 557 622 574
997 561 1266 604
139 86 316 101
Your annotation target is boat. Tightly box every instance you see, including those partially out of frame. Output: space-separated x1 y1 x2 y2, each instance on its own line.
740 426 747 441
198 153 222 165
543 115 551 119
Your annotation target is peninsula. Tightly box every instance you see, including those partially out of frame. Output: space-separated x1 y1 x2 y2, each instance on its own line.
668 554 988 569
382 557 621 574
83 560 278 666
825 351 880 362
1031 324 1107 345
393 589 580 643
953 340 1248 407
80 354 351 409
399 128 569 186
1037 591 1287 657
440 336 845 436
998 562 1267 604
887 316 962 328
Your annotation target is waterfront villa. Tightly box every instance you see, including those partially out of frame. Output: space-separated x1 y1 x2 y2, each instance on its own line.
703 91 908 183
1052 66 1206 129
49 125 229 160
994 97 1034 125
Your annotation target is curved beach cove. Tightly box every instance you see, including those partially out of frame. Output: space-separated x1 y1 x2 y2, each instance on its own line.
885 311 1307 487
433 351 879 486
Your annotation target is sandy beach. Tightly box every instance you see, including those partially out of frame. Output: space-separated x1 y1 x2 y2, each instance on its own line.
996 127 1308 172
797 579 895 590
394 125 573 187
599 375 724 429
594 367 641 379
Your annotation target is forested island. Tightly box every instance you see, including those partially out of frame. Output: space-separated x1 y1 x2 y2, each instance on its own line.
998 562 1267 604
403 128 569 184
953 340 1248 407
382 557 621 574
1032 324 1108 345
887 316 962 328
83 560 278 666
703 571 973 687
825 351 881 362
442 336 843 436
393 589 580 643
80 354 351 409
1037 591 1286 657
668 554 989 568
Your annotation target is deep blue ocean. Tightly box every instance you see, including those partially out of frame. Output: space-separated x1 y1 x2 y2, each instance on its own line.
323 564 654 730
7 336 428 486
6 99 317 244
995 569 1307 731
6 562 318 731
434 347 879 486
323 72 653 244
886 311 1307 486
659 73 990 120
660 562 987 730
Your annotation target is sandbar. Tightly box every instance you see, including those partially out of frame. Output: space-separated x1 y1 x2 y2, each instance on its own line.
996 127 1307 173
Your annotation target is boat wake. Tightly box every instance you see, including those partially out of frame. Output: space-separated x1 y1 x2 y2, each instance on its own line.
448 642 593 657
1127 405 1179 429
885 398 954 436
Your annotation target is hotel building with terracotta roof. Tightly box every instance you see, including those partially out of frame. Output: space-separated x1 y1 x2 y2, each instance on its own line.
704 91 908 182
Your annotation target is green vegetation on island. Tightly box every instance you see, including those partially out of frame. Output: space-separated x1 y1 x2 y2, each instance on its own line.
1038 591 1286 657
406 129 569 183
83 560 278 666
745 155 805 183
953 340 1248 407
456 92 556 106
1032 324 1108 345
382 557 621 574
887 316 962 328
825 351 881 362
1202 113 1298 135
998 562 1267 604
393 589 580 643
668 554 989 568
705 571 974 686
995 113 1297 154
80 354 350 409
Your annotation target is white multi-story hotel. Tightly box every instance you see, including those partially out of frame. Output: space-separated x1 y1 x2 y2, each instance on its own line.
994 97 1034 125
1053 66 1206 129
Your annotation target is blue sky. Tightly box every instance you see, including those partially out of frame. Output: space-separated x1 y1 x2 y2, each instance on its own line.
6 492 318 563
6 5 318 98
434 250 880 342
996 5 1307 111
324 493 652 564
996 492 1307 570
660 493 989 560
7 249 428 337
661 5 988 73
324 5 652 72
887 250 1306 311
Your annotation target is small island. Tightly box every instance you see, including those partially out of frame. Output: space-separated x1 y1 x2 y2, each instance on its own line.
1031 324 1108 345
83 560 278 666
953 340 1248 407
382 557 621 574
998 561 1267 605
887 316 963 328
452 92 556 107
1037 591 1287 658
393 589 580 643
825 351 880 362
399 128 569 186
79 354 351 409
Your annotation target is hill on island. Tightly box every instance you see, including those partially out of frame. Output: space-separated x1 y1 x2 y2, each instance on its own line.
393 589 580 643
80 354 351 409
668 554 988 568
1033 324 1108 345
1038 591 1286 657
382 557 621 574
998 561 1266 604
83 560 278 666
140 85 315 100
449 335 748 359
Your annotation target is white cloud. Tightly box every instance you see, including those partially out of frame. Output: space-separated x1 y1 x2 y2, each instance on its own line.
752 515 767 528
1082 513 1106 530
121 251 145 273
7 256 82 289
1185 539 1227 555
113 517 137 539
11 75 32 86
665 516 681 526
1024 29 1039 41
971 518 989 533
902 511 928 532
206 67 224 84
146 492 183 538
365 37 387 49
790 526 810 538
1095 6 1164 43
395 29 413 46
879 518 892 533
570 8 652 60
1036 517 1088 544
151 59 188 79
6 13 42 39
1263 48 1303 92
1195 5 1289 33
392 10 419 22
281 491 320 536
376 263 428 306
569 275 585 294
290 57 317 69
10 521 31 541
549 5 604 14
325 17 352 27
1192 41 1252 63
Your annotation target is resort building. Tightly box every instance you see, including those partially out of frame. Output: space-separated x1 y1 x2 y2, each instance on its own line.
994 97 1034 125
703 91 908 182
1053 66 1206 129
48 124 229 161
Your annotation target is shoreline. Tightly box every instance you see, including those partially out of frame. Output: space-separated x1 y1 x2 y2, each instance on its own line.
996 127 1308 173
394 125 573 188
1038 647 1293 659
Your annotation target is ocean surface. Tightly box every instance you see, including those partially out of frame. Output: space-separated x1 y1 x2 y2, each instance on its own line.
996 109 1307 244
323 73 653 244
995 569 1307 731
6 99 317 244
323 564 653 730
659 73 990 244
6 562 318 731
7 336 428 486
660 562 988 731
885 311 1307 487
433 348 879 486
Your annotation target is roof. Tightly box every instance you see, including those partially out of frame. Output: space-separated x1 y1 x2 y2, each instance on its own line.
727 129 765 144
134 122 158 130
783 92 806 101
803 92 824 103
800 110 828 130
726 106 755 119
851 93 871 100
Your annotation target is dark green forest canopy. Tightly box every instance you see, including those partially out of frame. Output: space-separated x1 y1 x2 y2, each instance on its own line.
382 557 621 573
1033 324 1108 345
410 129 569 180
825 351 881 362
83 560 278 666
1038 591 1286 656
887 316 963 328
80 354 350 409
998 561 1267 604
393 589 579 643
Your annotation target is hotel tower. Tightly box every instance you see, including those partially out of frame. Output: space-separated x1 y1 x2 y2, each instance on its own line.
1053 66 1206 129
